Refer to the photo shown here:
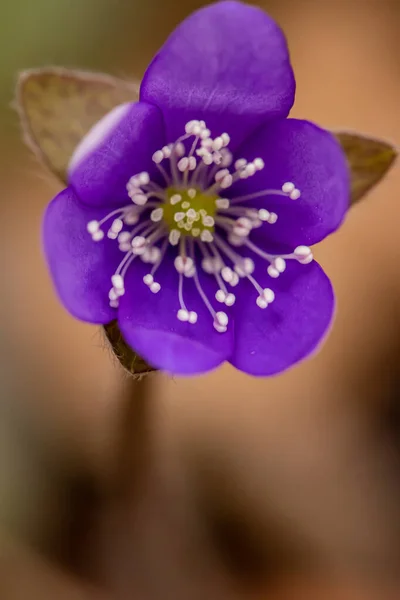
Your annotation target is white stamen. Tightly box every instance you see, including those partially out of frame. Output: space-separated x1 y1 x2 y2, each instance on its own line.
268 212 278 224
92 230 104 242
282 182 295 193
215 198 230 209
177 308 189 322
131 194 148 206
290 189 301 200
294 245 313 264
87 220 99 234
215 289 226 303
174 255 195 276
152 150 164 164
150 282 161 293
143 274 154 285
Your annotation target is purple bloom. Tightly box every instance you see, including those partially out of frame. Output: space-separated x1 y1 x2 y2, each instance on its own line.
43 1 349 376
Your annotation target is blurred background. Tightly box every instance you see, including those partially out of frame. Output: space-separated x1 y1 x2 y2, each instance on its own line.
1 0 400 598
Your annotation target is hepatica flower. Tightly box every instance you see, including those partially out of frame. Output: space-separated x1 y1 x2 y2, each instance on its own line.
43 1 349 376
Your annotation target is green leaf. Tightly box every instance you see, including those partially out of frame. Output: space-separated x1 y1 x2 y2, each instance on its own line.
15 68 154 377
16 67 139 182
335 132 397 206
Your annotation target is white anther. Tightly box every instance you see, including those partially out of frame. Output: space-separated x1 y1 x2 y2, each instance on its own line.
143 274 154 286
256 297 268 309
267 212 278 224
267 265 280 278
200 230 214 243
235 158 247 171
220 174 233 189
220 150 233 167
212 137 224 151
177 308 189 322
109 300 119 308
258 288 276 307
177 157 189 172
290 189 301 200
181 201 190 209
202 216 215 227
202 153 214 165
152 150 164 164
92 230 104 241
175 142 186 157
188 311 198 324
162 145 172 158
200 128 211 140
221 133 230 146
174 211 186 223
109 288 118 301
234 258 255 277
221 267 234 283
124 211 139 225
258 209 270 221
87 220 99 234
169 229 181 246
244 163 256 177
233 217 252 237
225 293 236 306
282 182 295 194
118 232 131 244
131 193 147 206
131 236 147 254
170 194 182 205
213 311 229 332
215 169 230 183
253 158 265 170
192 228 200 237
215 289 226 303
230 272 240 287
294 245 313 264
150 282 161 294
273 257 286 273
150 207 164 222
174 256 194 275
112 274 124 290
110 219 123 234
188 188 197 199
185 120 198 134
215 198 230 209
188 156 197 170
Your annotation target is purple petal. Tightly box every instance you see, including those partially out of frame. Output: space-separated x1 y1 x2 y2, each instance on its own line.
232 119 349 247
141 1 295 150
118 255 234 375
68 102 165 208
230 259 334 376
43 187 121 323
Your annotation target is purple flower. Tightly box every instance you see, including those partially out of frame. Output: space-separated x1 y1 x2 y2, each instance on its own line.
43 1 349 376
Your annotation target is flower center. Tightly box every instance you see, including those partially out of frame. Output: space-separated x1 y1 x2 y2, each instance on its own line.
161 187 217 242
86 120 312 333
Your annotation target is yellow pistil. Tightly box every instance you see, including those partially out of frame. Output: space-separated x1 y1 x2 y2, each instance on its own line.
163 187 217 238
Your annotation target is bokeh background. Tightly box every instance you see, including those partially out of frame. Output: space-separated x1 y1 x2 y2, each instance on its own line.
1 0 400 598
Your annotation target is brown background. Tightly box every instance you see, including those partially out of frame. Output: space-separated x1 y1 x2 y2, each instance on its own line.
0 1 400 598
